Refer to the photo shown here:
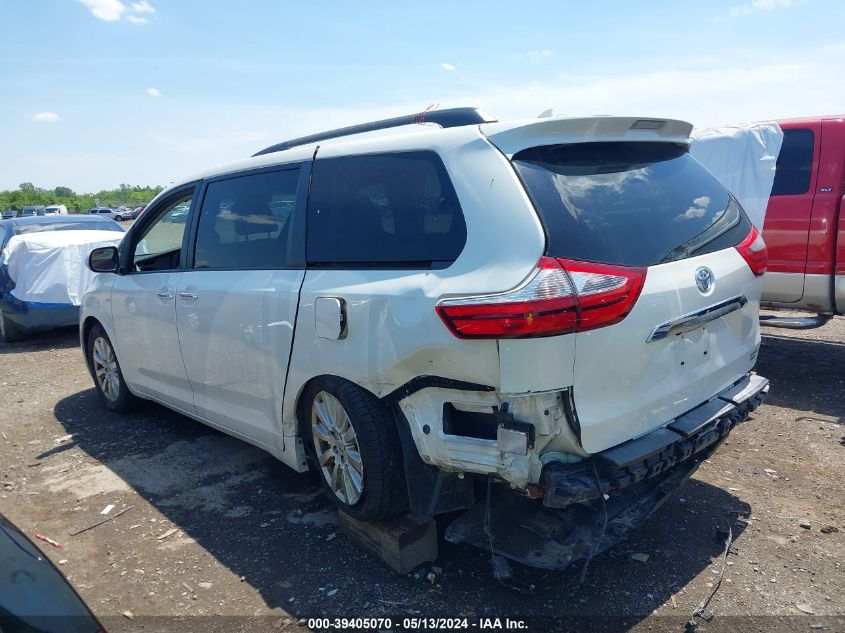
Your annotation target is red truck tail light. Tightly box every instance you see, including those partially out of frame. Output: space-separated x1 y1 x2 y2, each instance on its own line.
436 257 646 339
735 225 767 276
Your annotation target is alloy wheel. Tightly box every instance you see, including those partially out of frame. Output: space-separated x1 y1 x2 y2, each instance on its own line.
92 336 120 402
311 391 364 505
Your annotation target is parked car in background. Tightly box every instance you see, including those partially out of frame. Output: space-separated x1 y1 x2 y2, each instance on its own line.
1 215 125 342
81 109 769 568
113 206 134 221
164 202 189 223
88 207 117 220
131 205 146 219
44 204 68 215
1 209 18 219
0 512 103 632
758 115 845 327
21 205 46 217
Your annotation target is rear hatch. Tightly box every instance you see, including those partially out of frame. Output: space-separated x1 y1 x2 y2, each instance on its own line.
486 119 765 453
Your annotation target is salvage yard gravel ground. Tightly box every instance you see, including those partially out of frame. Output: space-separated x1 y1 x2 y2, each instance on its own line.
0 315 843 631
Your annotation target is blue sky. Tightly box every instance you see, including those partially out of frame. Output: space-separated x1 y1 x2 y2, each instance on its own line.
1 0 843 192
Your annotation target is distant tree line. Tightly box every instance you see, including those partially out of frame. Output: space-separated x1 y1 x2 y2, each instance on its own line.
0 182 164 213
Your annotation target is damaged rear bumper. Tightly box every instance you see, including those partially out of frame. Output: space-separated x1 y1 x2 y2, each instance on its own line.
446 452 705 570
542 372 769 509
444 372 768 570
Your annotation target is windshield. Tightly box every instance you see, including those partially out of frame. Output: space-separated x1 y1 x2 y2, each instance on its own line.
513 142 751 267
15 220 124 235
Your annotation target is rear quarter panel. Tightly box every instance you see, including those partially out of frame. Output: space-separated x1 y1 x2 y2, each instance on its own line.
281 129 546 444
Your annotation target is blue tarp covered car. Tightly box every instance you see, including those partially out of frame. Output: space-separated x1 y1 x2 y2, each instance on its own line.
0 215 124 342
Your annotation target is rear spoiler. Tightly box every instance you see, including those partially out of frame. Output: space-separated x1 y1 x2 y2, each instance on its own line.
481 116 694 158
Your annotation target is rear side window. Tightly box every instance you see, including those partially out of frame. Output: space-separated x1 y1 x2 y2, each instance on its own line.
193 168 300 269
307 151 466 268
513 142 751 267
770 128 814 196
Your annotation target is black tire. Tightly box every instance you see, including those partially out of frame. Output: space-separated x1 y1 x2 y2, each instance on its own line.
300 376 406 521
0 312 23 343
86 323 139 413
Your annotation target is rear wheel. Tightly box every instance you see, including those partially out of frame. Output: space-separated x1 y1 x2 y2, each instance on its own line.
301 377 406 521
0 312 22 343
87 324 138 412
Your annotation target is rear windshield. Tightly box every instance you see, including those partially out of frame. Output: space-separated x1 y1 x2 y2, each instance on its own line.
15 220 124 235
513 142 751 267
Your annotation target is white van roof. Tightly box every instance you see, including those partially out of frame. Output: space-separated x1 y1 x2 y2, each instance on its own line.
162 110 694 195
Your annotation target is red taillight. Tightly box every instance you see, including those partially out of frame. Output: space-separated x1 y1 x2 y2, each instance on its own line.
557 258 647 332
436 257 646 339
735 226 767 276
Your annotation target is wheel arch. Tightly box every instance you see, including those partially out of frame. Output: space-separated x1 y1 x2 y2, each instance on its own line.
295 373 411 519
292 373 474 520
294 374 383 436
80 316 102 377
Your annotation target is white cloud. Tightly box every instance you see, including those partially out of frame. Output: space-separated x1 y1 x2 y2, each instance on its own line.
9 43 843 192
512 50 554 62
129 0 155 13
145 87 161 97
32 112 60 123
77 0 125 21
77 0 156 23
440 63 456 71
728 0 799 17
421 44 843 130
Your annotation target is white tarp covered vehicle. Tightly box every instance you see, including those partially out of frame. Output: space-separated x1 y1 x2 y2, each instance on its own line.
2 230 123 305
0 230 123 341
689 121 784 230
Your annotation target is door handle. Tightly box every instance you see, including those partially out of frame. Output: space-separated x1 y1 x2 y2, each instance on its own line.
178 291 198 300
155 290 174 300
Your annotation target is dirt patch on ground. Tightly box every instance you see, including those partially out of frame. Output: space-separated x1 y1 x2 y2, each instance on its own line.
1 318 843 631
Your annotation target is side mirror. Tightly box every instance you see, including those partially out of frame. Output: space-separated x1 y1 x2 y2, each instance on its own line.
88 246 119 273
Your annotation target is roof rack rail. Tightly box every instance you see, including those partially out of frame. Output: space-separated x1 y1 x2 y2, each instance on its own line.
252 107 496 157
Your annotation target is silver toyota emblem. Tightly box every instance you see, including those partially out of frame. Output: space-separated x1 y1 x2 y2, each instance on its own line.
695 267 715 294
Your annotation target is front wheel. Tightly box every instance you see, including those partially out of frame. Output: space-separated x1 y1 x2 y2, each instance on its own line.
87 324 138 412
301 377 406 521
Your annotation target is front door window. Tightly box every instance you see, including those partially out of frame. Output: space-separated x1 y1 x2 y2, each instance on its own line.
133 194 192 272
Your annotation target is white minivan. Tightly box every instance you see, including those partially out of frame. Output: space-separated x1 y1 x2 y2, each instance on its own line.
81 109 769 565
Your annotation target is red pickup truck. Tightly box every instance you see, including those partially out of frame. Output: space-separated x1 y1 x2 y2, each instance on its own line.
761 115 845 327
